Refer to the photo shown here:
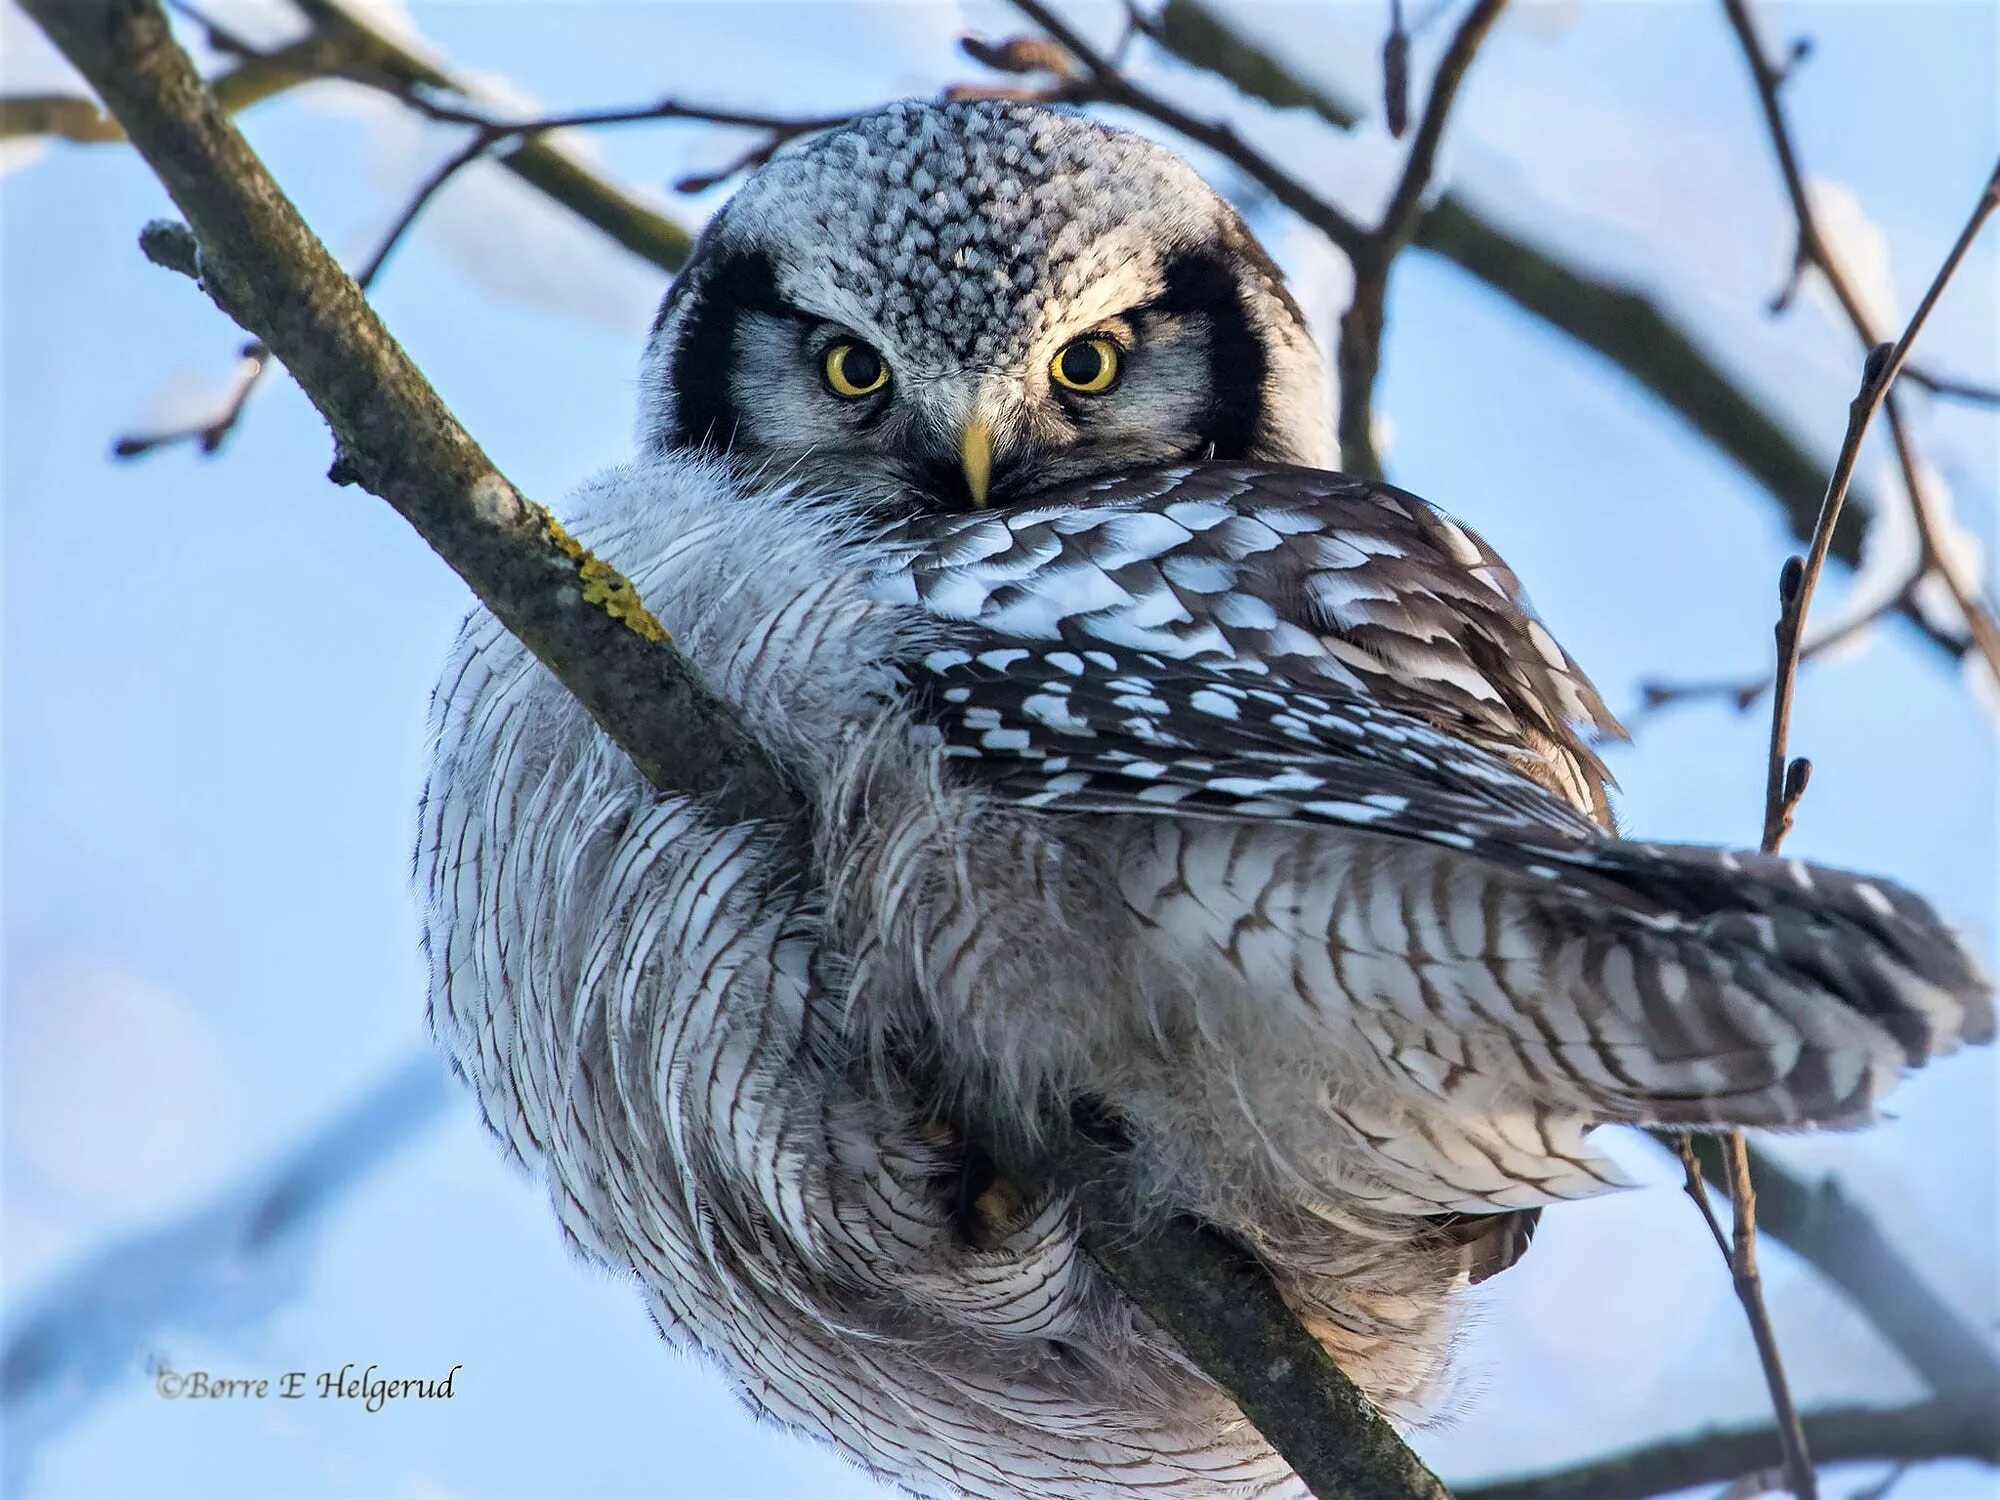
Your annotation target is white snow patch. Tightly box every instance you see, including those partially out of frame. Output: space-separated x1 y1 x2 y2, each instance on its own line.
1800 175 1898 337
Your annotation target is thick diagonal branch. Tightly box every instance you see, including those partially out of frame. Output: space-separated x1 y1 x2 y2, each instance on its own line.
18 4 1446 1496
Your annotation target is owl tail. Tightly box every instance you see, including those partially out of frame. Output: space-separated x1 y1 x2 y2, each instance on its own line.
1501 840 1994 1130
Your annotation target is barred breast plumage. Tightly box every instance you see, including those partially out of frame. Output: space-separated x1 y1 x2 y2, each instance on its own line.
418 453 1991 1499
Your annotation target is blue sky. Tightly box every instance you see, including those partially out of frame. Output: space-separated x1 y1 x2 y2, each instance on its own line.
3 3 1994 1497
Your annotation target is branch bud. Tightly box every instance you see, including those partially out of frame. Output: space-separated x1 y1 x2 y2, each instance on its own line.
138 218 202 281
959 34 1077 78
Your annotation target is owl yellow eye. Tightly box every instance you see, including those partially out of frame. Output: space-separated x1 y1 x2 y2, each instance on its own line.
1050 336 1121 394
822 340 890 398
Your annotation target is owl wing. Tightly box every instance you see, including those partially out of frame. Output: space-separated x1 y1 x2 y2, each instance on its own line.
877 464 1991 1138
882 461 1626 825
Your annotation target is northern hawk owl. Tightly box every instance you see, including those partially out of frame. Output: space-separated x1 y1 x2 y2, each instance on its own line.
419 101 1992 1498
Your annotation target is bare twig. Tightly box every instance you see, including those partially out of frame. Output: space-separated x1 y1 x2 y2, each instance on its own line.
1338 0 1509 476
291 0 700 272
112 342 271 459
1672 1133 2000 1405
1757 165 2000 847
1720 0 2000 687
1717 1132 1816 1500
21 5 1451 1496
1141 0 1975 655
1903 368 2000 406
1375 0 1508 258
1455 1399 1998 1500
1383 0 1411 137
958 0 1368 253
1882 409 2000 671
1678 1128 1814 1500
1635 580 1915 717
1678 152 2000 1500
1674 1135 1734 1259
673 111 854 194
112 119 504 459
371 85 853 152
371 92 852 199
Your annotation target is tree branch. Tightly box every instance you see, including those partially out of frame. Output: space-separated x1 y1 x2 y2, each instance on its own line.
954 0 1368 254
1753 160 2000 849
1680 142 2000 1500
1719 0 2000 686
287 0 696 273
1 1054 449 1487
1456 1400 1998 1500
1376 0 1506 258
5 1 699 275
1141 0 1974 655
112 110 494 459
1337 0 1509 477
0 31 329 142
20 4 1446 1495
1672 1135 2000 1404
1634 579 1915 718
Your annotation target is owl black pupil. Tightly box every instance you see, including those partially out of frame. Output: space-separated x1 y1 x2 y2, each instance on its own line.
842 346 881 389
1060 342 1103 386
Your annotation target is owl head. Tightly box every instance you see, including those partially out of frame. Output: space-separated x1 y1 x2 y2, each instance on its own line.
642 99 1330 514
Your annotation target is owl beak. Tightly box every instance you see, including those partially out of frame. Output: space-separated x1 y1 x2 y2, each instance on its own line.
959 419 993 509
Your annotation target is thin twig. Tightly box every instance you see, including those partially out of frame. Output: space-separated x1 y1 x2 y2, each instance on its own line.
1675 1135 1734 1260
1667 1133 2000 1405
1143 0 1972 655
111 120 499 458
1904 367 2000 406
1337 0 1510 477
1687 153 2000 1500
1635 579 1915 717
1718 1133 1814 1500
1376 0 1507 257
1678 1124 1813 1500
962 0 1369 254
1383 0 1410 137
1455 1399 1998 1500
1758 164 2000 848
1882 408 2000 672
1720 0 2000 687
378 95 852 198
112 343 272 458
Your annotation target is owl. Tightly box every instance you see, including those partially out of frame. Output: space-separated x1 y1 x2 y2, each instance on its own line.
418 101 1991 1498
